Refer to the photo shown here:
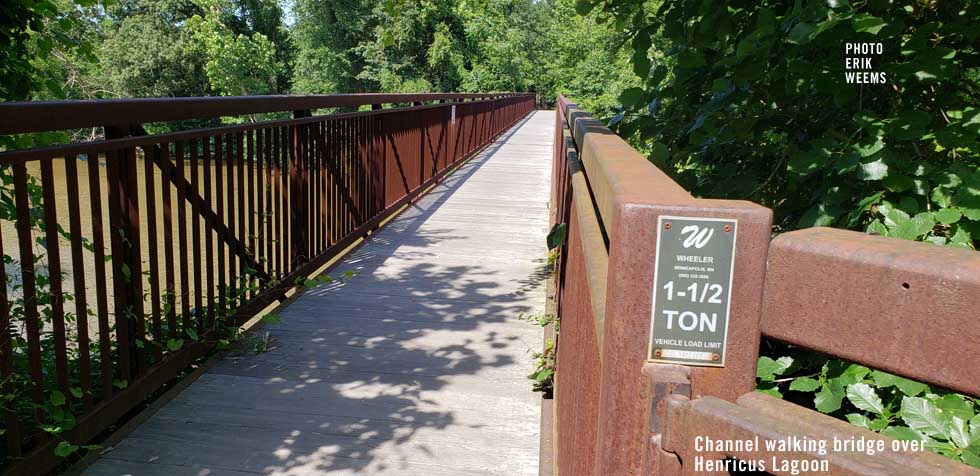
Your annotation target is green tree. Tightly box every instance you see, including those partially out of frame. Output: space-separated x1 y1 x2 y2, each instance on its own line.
187 0 279 96
99 0 209 98
588 0 980 248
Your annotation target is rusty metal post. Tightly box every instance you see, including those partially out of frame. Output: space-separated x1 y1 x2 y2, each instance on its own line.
104 125 145 380
595 197 771 475
557 102 773 475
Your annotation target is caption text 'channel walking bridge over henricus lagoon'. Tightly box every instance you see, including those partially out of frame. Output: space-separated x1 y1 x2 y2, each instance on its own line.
0 93 978 476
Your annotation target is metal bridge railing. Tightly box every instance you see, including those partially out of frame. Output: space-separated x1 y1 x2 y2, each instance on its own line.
549 95 978 476
0 92 535 474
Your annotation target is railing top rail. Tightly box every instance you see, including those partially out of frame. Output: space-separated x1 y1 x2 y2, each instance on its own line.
763 226 980 396
0 92 531 135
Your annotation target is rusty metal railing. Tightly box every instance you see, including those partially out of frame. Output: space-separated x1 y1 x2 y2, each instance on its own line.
0 92 534 474
549 96 979 476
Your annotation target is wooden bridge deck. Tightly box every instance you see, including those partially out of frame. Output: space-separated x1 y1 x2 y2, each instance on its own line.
80 110 553 476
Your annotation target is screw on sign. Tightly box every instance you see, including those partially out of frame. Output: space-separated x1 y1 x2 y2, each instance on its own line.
648 216 738 367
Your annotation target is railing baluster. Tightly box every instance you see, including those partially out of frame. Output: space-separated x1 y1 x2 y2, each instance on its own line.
12 164 43 419
190 139 203 330
143 150 163 361
176 142 191 332
159 142 177 343
280 126 289 275
226 133 237 308
86 153 113 398
40 159 70 397
104 125 144 379
236 131 246 304
215 135 226 320
203 137 216 328
247 130 256 300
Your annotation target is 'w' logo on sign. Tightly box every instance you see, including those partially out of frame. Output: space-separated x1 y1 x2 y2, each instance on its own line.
680 225 713 249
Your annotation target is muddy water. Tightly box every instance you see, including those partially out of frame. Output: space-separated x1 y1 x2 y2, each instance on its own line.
3 155 286 348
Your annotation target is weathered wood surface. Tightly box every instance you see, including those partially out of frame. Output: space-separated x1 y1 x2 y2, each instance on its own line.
81 110 553 476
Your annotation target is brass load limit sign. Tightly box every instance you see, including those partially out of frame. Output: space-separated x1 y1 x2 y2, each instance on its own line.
648 216 737 367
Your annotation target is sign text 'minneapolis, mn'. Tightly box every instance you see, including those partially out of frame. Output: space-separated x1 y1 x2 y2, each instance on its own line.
647 216 737 367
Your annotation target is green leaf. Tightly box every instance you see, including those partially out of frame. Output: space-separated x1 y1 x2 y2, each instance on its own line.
846 413 871 429
853 136 884 158
858 157 888 180
788 149 828 175
54 441 78 458
574 0 594 15
186 328 199 341
798 203 842 227
113 379 128 390
166 338 184 352
547 223 568 249
261 313 281 325
851 14 887 34
303 279 318 289
677 49 706 69
949 416 972 448
882 426 927 442
787 22 816 44
835 364 870 386
756 356 793 380
632 32 652 78
49 391 66 407
790 377 820 392
619 87 645 108
933 207 963 225
867 220 888 235
815 382 845 413
69 387 83 399
757 387 782 398
901 396 948 438
869 417 890 432
872 371 929 396
846 383 885 415
963 443 980 468
937 394 974 421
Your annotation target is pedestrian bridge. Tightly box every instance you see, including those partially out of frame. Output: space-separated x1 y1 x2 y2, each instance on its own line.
1 94 978 476
80 110 552 476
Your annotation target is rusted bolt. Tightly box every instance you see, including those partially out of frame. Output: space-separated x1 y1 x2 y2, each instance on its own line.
664 223 672 230
654 348 663 357
712 353 720 362
724 224 732 232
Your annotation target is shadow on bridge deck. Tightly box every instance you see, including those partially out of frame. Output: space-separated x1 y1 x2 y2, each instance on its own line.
79 110 554 476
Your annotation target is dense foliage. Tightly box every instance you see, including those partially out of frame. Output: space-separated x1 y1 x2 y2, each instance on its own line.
579 0 980 466
589 0 980 248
